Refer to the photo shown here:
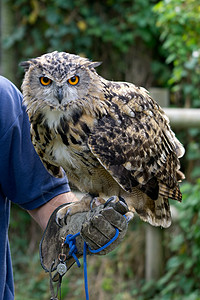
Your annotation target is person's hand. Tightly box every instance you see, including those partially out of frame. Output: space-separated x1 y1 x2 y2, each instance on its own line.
40 195 133 280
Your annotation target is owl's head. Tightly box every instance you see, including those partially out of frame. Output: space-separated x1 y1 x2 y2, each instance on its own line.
20 51 102 112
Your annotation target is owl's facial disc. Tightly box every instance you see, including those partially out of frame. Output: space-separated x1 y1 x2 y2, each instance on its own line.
28 58 92 111
37 73 80 110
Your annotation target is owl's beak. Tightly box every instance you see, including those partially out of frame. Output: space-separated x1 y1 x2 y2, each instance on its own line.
56 87 63 104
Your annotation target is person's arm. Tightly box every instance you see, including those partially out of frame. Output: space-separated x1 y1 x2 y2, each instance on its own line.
28 192 78 230
0 77 71 214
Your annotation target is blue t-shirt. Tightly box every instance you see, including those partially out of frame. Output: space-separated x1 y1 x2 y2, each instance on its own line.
0 76 70 299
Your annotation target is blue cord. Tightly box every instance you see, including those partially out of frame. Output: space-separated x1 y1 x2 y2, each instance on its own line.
87 228 119 254
83 242 89 300
64 227 120 300
64 232 81 267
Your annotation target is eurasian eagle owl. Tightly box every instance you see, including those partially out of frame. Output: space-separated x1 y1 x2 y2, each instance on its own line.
21 51 185 228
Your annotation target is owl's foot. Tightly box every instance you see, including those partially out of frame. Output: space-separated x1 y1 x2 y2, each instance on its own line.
90 195 134 223
56 194 134 226
56 194 106 226
103 196 134 222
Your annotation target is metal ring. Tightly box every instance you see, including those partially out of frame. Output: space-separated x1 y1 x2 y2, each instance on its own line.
58 253 66 262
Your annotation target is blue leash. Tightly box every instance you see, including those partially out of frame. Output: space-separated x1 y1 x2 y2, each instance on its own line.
64 228 120 300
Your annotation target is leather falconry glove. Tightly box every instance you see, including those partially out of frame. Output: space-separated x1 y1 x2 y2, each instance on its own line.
40 195 133 281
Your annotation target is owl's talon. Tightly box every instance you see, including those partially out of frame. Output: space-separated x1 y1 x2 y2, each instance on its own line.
104 196 115 207
55 216 63 227
64 214 67 225
119 196 126 203
64 209 71 224
124 211 134 223
88 193 98 211
90 198 95 211
104 196 118 207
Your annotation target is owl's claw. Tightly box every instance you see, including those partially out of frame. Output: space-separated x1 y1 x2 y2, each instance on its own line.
53 203 71 227
119 196 126 203
55 215 63 227
55 216 62 227
103 196 119 207
124 211 134 222
55 195 131 226
55 207 71 227
104 196 126 207
64 209 71 225
90 199 93 211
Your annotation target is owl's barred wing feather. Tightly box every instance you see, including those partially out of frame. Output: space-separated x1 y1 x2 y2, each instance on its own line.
88 82 184 203
88 83 184 227
88 115 180 201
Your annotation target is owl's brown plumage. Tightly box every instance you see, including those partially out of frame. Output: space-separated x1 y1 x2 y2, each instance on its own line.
21 51 185 228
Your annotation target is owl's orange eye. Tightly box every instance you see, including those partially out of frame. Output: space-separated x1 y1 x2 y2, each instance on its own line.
67 75 79 86
40 76 52 86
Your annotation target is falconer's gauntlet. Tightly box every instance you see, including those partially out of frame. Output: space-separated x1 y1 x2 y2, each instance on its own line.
40 195 132 281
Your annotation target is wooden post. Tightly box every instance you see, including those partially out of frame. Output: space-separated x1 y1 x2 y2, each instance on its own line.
164 108 200 128
145 225 164 280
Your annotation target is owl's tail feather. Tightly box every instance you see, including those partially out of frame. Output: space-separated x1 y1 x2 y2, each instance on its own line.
127 190 171 228
159 182 182 202
139 195 171 228
124 189 172 228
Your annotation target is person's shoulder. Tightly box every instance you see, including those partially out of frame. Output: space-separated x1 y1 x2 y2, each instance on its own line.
0 76 22 104
0 76 24 138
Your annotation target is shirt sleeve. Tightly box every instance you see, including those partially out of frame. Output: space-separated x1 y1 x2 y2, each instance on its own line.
0 76 70 210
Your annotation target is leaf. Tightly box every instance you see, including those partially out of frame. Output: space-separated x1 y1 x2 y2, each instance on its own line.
167 256 182 270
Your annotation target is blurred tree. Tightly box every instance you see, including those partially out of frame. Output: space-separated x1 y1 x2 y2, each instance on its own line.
154 0 200 108
1 0 17 83
154 0 200 180
2 0 168 88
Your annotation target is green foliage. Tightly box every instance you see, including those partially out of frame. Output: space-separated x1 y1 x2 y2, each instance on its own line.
4 0 200 99
186 128 200 180
160 180 200 296
134 180 200 300
6 0 158 57
4 0 162 83
154 0 200 107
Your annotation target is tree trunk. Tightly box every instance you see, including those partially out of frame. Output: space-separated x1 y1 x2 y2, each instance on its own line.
1 0 17 84
125 40 153 88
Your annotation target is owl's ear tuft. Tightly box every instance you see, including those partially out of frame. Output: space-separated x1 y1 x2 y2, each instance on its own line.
19 60 32 72
89 61 102 69
19 59 38 72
